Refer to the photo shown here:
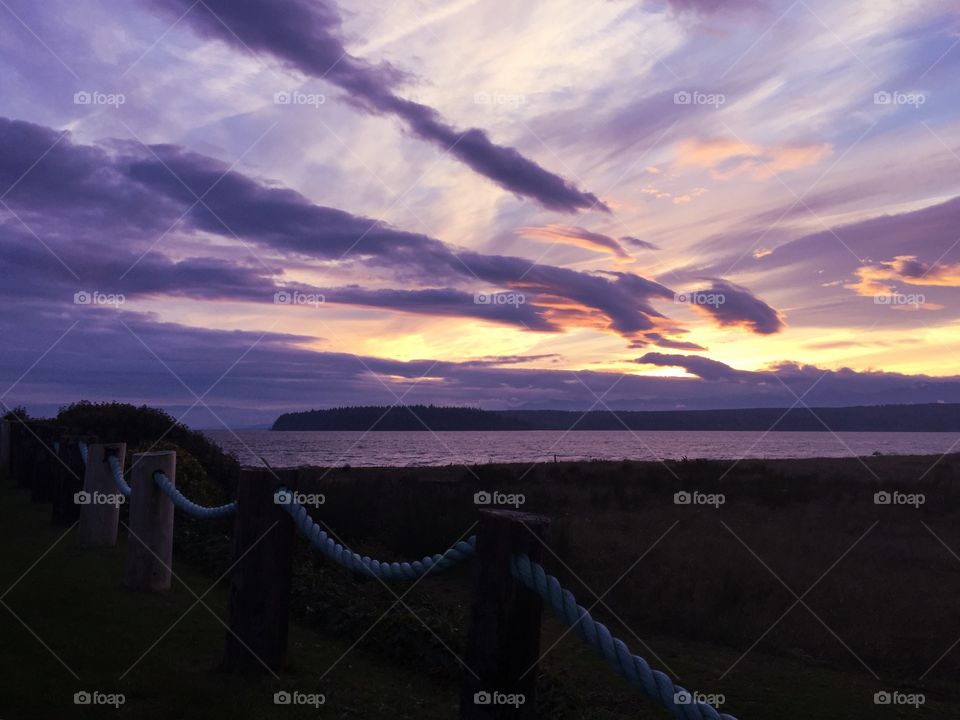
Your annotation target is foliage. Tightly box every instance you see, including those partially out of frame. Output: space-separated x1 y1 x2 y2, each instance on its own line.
2 405 30 421
55 401 241 494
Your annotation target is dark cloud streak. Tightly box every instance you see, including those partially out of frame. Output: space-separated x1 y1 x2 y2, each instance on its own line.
0 116 783 346
146 0 605 212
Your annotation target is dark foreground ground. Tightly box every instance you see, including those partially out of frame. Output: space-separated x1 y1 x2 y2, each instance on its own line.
3 451 960 718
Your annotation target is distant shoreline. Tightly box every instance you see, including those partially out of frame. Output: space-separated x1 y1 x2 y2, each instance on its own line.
261 428 960 433
271 403 960 432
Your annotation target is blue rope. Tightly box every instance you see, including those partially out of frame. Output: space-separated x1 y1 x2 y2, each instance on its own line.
277 487 476 580
511 554 736 720
87 444 739 717
152 471 236 519
107 455 131 498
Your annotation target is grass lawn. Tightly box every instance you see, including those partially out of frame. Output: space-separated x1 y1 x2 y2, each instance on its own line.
0 479 456 719
1 474 954 719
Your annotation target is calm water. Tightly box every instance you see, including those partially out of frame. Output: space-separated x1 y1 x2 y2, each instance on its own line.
203 430 960 467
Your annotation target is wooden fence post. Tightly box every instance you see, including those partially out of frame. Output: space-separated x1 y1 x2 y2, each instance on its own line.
223 467 294 673
123 451 176 591
29 426 53 503
32 426 67 505
23 423 51 500
0 419 10 482
460 510 550 719
7 420 25 487
51 435 95 525
77 443 126 548
13 421 36 490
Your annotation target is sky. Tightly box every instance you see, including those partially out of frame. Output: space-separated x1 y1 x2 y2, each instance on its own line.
1 0 960 426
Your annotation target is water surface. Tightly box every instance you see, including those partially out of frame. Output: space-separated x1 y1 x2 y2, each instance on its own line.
203 430 960 467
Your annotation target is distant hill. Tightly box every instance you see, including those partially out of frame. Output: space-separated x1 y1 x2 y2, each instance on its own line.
271 403 960 432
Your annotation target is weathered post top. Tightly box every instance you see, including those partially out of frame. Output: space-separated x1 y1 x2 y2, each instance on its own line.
123 450 176 591
461 508 550 719
223 466 295 674
77 443 127 548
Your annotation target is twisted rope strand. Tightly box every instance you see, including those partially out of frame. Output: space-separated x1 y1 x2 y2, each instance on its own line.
152 471 236 519
77 446 741 717
277 487 476 581
106 455 131 498
511 554 736 720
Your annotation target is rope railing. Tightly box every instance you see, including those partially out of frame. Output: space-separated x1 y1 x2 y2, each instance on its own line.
153 471 236 519
38 438 738 718
79 441 234 517
106 454 132 498
511 553 735 720
277 487 476 580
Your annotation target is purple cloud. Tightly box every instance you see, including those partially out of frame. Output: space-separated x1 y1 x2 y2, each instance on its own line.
145 0 605 213
664 0 764 14
620 236 660 251
519 225 634 260
636 352 761 381
4 307 960 426
7 117 769 346
679 279 785 334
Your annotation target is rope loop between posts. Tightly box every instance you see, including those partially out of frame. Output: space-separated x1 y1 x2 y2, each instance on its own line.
511 554 737 720
152 471 236 519
276 487 476 581
106 454 131 498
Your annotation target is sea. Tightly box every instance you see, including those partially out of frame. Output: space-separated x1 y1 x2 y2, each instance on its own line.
202 430 960 468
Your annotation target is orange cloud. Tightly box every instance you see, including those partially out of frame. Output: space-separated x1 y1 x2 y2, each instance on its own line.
675 137 831 179
845 255 954 311
518 225 633 263
848 255 960 294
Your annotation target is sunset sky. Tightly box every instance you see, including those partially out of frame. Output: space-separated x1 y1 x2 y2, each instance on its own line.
2 0 960 425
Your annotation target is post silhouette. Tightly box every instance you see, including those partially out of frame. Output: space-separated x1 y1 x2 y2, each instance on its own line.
30 426 63 504
51 435 93 524
0 420 10 482
13 421 37 490
223 467 295 673
78 443 126 547
123 451 176 591
461 509 550 719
